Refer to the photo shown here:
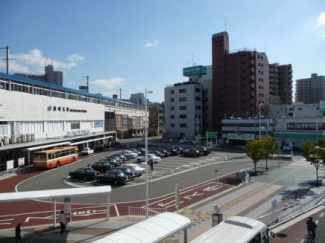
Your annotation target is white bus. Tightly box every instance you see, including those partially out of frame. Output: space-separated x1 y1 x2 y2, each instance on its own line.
190 216 273 243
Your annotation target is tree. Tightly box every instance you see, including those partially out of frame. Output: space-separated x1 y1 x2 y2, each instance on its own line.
260 137 278 170
244 139 265 174
301 139 325 186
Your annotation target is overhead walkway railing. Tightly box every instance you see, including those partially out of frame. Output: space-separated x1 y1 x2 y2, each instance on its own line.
93 212 191 243
0 186 112 227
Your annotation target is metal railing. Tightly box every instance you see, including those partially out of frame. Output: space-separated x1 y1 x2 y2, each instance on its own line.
257 188 325 226
128 207 167 218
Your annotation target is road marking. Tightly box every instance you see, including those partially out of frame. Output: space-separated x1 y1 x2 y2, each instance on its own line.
184 192 204 200
0 218 14 225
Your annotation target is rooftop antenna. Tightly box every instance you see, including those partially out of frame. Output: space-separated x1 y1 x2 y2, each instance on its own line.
225 18 227 31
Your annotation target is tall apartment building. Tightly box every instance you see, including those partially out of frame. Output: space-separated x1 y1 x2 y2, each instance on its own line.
269 63 293 104
212 32 270 133
296 73 325 104
164 80 203 138
130 93 145 105
14 64 63 86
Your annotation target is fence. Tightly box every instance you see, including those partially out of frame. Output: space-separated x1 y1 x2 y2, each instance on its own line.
257 188 325 226
128 207 167 218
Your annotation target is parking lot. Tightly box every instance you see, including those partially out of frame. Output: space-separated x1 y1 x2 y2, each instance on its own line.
65 146 228 188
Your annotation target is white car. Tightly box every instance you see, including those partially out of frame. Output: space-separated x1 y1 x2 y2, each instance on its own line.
124 150 138 157
125 163 146 175
137 154 161 163
81 147 94 155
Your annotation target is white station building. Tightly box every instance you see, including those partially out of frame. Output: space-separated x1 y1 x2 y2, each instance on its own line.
0 72 146 171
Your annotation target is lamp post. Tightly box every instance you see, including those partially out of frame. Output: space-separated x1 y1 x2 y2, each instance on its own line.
0 46 9 74
259 103 264 139
145 89 153 218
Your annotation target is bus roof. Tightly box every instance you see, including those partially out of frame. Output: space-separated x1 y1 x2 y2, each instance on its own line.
33 146 77 154
190 216 267 243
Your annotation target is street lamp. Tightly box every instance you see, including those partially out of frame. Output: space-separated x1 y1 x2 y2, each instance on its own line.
145 89 153 218
259 103 264 139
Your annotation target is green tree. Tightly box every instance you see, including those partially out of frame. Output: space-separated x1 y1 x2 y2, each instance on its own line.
244 139 265 174
260 137 278 170
301 139 325 186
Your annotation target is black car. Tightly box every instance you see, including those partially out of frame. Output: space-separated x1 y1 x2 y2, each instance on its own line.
101 157 120 168
94 146 105 152
96 170 130 185
166 148 178 156
69 167 99 180
181 149 201 157
154 150 165 158
91 161 112 173
197 147 211 156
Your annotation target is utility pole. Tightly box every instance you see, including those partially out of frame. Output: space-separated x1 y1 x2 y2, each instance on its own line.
86 76 89 92
0 46 9 74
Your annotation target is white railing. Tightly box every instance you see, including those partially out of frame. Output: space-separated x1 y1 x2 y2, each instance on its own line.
128 207 167 218
257 188 325 226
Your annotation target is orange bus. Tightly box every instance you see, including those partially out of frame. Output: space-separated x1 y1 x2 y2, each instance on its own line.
33 146 79 169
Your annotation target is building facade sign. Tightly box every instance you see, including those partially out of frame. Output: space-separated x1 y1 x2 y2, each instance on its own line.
228 133 254 140
66 129 90 137
183 65 207 77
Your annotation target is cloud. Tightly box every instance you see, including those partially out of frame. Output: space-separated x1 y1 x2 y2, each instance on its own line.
143 40 159 47
91 78 125 90
316 12 325 27
6 48 85 74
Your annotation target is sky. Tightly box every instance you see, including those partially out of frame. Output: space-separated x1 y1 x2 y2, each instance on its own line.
0 0 324 103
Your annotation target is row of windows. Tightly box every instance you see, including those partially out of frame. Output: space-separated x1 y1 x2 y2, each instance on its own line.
222 123 266 127
170 106 201 111
52 149 77 159
0 79 143 111
287 123 316 131
170 115 187 119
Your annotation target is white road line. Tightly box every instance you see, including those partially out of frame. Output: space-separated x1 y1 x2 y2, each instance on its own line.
114 204 120 217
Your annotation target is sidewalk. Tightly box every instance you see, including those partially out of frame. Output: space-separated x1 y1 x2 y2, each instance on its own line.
1 165 324 242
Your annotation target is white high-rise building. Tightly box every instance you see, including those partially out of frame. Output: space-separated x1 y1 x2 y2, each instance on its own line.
296 73 325 104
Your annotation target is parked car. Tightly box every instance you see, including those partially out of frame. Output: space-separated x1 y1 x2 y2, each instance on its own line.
154 150 165 158
125 163 145 176
91 161 112 173
113 153 126 163
121 152 133 160
182 149 201 157
107 155 122 165
81 147 94 155
117 166 137 178
102 157 120 167
131 148 142 156
137 154 162 163
69 167 99 180
166 148 178 156
96 170 130 185
94 146 105 152
197 147 211 156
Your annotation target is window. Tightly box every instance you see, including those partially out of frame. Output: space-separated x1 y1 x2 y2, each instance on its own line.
179 88 186 93
171 123 175 127
170 90 174 94
195 97 201 101
179 106 187 110
195 106 201 110
171 106 174 110
287 123 316 131
180 124 187 128
171 115 175 119
179 97 186 101
179 115 187 119
195 88 201 92
170 98 174 102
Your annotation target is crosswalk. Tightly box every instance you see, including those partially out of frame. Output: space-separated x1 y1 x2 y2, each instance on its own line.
288 158 318 169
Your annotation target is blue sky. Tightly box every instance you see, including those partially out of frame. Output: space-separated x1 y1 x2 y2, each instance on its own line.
0 0 324 103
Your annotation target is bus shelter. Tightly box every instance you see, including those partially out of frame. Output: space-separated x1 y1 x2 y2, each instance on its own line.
93 212 191 243
0 186 111 227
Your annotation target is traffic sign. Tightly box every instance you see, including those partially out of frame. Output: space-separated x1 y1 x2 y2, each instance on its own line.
206 131 218 139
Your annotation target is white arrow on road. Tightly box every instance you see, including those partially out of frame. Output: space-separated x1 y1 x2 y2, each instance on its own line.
203 185 222 192
183 192 204 200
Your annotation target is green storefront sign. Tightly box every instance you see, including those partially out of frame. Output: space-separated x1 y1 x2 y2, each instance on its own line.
228 133 254 140
183 65 207 77
206 131 218 139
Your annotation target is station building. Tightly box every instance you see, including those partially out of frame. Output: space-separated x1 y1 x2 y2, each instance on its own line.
0 72 146 171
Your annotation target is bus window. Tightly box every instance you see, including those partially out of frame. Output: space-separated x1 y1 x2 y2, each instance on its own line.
34 152 47 159
55 152 62 158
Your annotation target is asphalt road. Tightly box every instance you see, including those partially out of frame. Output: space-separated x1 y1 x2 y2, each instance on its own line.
17 148 254 203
